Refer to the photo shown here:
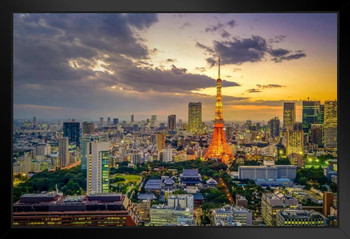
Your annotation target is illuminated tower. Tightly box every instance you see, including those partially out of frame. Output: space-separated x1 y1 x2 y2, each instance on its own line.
203 58 234 165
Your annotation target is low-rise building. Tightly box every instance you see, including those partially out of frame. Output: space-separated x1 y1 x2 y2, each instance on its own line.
276 209 327 226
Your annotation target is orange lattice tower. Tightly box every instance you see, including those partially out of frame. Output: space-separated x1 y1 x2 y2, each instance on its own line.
203 58 234 165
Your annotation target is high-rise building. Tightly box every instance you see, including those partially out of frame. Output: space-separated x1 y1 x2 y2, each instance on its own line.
58 137 70 168
99 117 104 127
150 115 157 128
131 114 134 123
286 124 304 156
188 102 202 133
310 124 323 147
225 126 234 140
283 102 296 131
318 104 325 124
203 58 233 165
33 116 37 128
156 133 166 152
323 191 334 217
162 148 173 162
82 121 94 135
107 117 111 125
324 100 337 149
63 122 81 147
268 117 280 138
113 118 119 125
168 115 176 131
302 100 320 133
87 141 110 195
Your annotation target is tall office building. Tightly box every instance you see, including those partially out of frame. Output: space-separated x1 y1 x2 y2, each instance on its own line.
310 124 323 147
113 118 119 125
168 115 176 131
82 121 94 135
58 137 70 168
302 100 320 133
131 114 134 123
107 117 111 125
33 116 37 128
99 117 104 127
318 104 325 125
268 117 280 138
286 124 304 156
324 100 337 149
283 102 296 131
188 102 202 133
156 133 166 152
150 115 157 128
63 122 81 147
87 140 110 195
80 136 91 170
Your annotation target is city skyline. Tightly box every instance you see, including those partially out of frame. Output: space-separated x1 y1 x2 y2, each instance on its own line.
13 13 337 121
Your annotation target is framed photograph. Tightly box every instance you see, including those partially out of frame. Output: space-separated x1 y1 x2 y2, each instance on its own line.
2 0 350 239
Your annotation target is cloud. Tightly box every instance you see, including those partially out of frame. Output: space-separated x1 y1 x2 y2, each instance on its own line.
196 35 306 66
256 84 285 89
178 22 191 29
247 89 262 93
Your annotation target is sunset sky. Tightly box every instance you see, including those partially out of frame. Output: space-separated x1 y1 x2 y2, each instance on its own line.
13 13 337 122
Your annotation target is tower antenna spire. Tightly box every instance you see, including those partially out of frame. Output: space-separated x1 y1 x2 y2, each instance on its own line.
218 58 221 79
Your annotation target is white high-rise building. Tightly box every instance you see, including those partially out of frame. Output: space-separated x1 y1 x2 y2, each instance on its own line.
87 141 110 195
162 148 173 163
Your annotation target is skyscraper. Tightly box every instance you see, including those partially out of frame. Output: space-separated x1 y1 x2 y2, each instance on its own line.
99 117 104 127
283 102 296 131
324 100 337 149
113 118 119 125
310 124 323 147
107 117 111 125
131 114 134 123
318 104 325 125
286 123 304 156
203 58 233 165
168 115 176 131
302 100 320 133
82 121 94 135
150 115 157 128
188 102 202 133
87 140 110 195
33 116 37 128
63 122 81 147
58 137 70 168
156 133 166 152
268 117 280 138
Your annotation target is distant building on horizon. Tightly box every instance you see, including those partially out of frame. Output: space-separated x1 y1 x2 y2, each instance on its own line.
168 115 176 131
82 121 94 135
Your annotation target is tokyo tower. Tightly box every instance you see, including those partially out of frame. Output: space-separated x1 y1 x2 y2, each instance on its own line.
203 58 234 165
